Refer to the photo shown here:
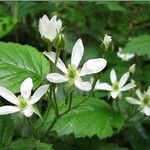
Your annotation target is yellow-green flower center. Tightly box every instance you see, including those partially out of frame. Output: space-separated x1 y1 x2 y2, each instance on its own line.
113 82 120 91
143 95 150 106
18 96 28 109
67 64 77 79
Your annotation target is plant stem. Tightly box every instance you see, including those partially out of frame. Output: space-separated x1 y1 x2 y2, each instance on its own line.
54 48 61 71
52 87 59 118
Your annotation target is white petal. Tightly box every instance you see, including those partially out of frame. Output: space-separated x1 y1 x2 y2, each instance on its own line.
110 69 117 84
146 86 150 95
80 58 107 76
71 39 84 69
56 19 62 31
46 73 68 83
119 72 129 87
141 106 150 116
136 89 143 100
20 77 33 100
23 107 34 117
50 15 57 23
43 51 67 74
75 80 92 91
0 106 20 115
30 84 49 104
111 91 120 99
0 86 18 105
121 83 136 91
126 97 142 105
95 83 112 91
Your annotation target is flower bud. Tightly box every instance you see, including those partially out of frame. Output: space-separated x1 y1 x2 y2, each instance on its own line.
101 34 114 53
129 64 136 74
39 15 62 42
52 34 65 49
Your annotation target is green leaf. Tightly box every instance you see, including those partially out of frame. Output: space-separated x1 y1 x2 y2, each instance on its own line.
0 116 14 146
53 97 124 139
0 42 50 93
0 16 18 39
123 35 150 59
124 123 150 150
7 138 53 150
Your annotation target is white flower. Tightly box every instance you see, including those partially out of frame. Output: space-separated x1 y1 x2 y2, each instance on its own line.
0 78 49 117
117 48 135 61
103 34 112 50
95 69 136 99
129 64 135 73
39 15 62 41
126 86 150 116
44 39 107 91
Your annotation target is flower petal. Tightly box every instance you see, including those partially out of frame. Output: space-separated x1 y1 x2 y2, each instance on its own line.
43 51 67 74
110 69 117 84
46 73 68 83
56 19 62 31
80 58 107 76
20 77 33 100
141 106 150 116
71 39 84 69
0 106 20 115
23 107 34 117
0 86 18 105
95 82 112 91
119 72 129 87
121 83 136 91
111 91 120 99
50 15 57 22
136 89 143 100
126 97 142 105
75 80 92 91
30 84 49 104
146 86 150 95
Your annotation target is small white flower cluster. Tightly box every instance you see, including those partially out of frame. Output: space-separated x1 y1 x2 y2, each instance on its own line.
0 14 149 118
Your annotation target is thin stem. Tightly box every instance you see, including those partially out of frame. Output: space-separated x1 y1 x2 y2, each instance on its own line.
116 100 121 114
36 88 52 130
54 48 61 72
68 91 73 110
52 87 59 118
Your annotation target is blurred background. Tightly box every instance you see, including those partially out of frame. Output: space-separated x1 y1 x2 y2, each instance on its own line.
0 1 150 150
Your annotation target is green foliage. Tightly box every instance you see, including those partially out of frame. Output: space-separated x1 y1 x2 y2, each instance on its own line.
0 42 50 93
0 16 17 39
124 123 150 150
53 97 124 139
7 138 53 150
0 116 14 146
123 35 150 59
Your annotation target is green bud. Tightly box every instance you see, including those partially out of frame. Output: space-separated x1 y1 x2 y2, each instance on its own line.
53 34 65 50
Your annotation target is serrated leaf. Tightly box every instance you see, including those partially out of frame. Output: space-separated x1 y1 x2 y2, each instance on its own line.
0 42 50 93
123 35 150 58
53 97 124 139
0 116 14 146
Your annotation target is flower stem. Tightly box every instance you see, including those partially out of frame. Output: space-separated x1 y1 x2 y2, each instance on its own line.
52 87 59 118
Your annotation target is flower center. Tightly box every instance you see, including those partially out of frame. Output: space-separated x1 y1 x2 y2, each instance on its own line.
67 64 77 79
18 96 28 109
113 82 120 91
143 95 150 106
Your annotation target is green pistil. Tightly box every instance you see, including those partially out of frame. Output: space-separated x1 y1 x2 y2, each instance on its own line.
67 64 77 79
143 95 150 106
18 96 28 109
113 82 120 91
